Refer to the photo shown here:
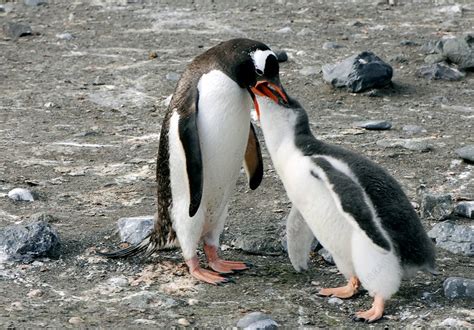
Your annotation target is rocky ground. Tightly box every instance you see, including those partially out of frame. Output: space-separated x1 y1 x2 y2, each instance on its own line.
1 0 473 328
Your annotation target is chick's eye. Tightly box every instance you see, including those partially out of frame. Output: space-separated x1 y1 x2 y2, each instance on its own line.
255 68 263 76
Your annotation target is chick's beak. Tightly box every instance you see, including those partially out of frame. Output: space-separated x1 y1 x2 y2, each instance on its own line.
251 80 289 105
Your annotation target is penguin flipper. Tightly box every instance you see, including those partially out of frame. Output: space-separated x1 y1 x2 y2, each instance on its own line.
286 205 315 272
312 157 391 252
243 123 263 190
178 111 203 218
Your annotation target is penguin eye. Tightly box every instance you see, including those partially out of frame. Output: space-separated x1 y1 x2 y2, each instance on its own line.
255 68 263 76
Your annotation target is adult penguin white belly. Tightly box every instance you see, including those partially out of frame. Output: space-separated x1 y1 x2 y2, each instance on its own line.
100 38 287 285
251 84 437 322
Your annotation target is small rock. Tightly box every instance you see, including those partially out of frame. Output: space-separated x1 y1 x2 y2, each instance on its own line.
454 201 474 219
56 32 74 40
117 215 154 245
438 317 472 327
187 298 199 306
166 72 180 81
297 28 313 36
455 145 474 162
322 51 393 93
24 0 47 6
234 233 283 256
354 120 392 130
420 193 453 221
2 22 32 39
402 125 426 135
428 221 473 256
92 76 104 86
121 291 177 310
107 276 129 288
322 41 343 50
44 102 56 108
328 297 343 305
376 138 433 152
416 63 465 81
237 312 278 329
439 34 474 70
423 54 445 65
443 277 474 299
177 318 190 326
318 248 334 264
0 221 61 261
276 27 292 34
68 317 84 325
148 51 158 59
8 188 34 202
274 50 288 63
27 289 43 298
299 66 319 76
400 40 419 46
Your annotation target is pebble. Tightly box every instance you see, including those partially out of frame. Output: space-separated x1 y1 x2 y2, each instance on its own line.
454 201 474 219
0 221 61 261
424 53 445 65
24 0 47 6
166 72 180 81
2 22 32 39
27 289 43 298
322 41 343 50
455 145 474 162
8 188 35 202
376 138 433 152
354 120 392 130
107 276 129 288
322 51 393 93
68 316 84 325
276 27 292 34
400 40 419 46
420 193 453 221
177 318 190 326
237 312 278 329
443 277 474 299
299 66 319 76
318 248 334 264
233 233 283 256
416 63 465 81
187 298 199 306
402 125 426 135
328 297 344 305
117 215 154 245
428 221 473 256
56 32 74 40
274 50 288 63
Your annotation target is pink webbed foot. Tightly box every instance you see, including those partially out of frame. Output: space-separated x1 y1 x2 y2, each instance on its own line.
204 244 250 274
186 257 230 285
352 294 385 323
318 276 360 299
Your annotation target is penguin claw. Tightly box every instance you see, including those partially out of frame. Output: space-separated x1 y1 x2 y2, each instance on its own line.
190 267 229 285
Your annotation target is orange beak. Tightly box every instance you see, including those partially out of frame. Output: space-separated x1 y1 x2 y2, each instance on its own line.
250 80 288 119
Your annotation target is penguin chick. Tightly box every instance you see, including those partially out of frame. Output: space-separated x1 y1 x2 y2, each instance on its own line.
100 39 287 285
251 84 436 322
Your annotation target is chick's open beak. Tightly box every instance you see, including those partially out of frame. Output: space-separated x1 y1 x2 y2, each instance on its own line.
251 80 289 105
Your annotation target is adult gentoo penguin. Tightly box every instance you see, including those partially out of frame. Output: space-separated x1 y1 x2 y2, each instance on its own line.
101 39 287 285
251 84 436 322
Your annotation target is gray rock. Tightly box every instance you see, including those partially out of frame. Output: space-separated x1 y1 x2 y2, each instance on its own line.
322 51 393 93
440 34 474 70
443 277 474 300
400 40 419 46
237 312 278 329
402 125 426 135
30 212 59 223
354 120 392 130
56 32 74 40
166 72 180 81
423 54 446 65
322 42 343 50
2 22 32 39
454 201 474 219
299 66 319 76
318 248 334 264
276 27 292 34
0 221 60 261
24 0 47 6
8 188 34 202
328 297 343 305
376 138 433 152
274 50 288 63
234 234 283 256
428 221 473 256
416 63 465 81
117 216 154 245
121 291 177 310
455 145 474 162
420 193 454 221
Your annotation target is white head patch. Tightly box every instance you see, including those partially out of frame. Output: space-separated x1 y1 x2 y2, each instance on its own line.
250 49 276 75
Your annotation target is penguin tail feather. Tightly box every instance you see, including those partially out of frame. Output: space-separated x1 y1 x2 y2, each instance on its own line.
97 235 158 259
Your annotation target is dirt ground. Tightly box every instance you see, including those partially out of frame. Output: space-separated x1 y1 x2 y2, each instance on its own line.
1 0 473 327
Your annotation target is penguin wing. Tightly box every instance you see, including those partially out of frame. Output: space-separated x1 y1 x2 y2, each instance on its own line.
177 90 203 218
312 157 391 252
243 123 264 190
